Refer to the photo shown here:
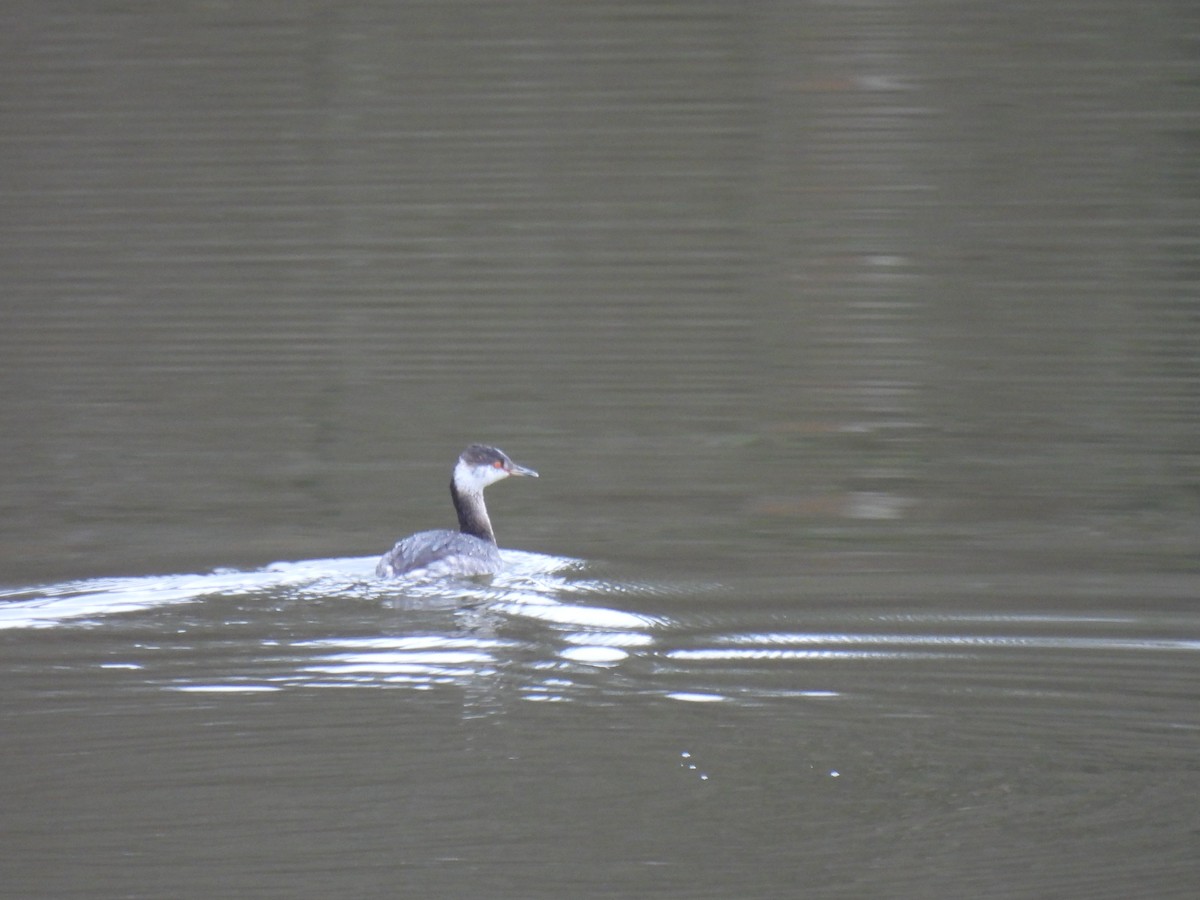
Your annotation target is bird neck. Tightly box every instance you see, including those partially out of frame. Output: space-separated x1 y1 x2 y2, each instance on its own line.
451 480 495 543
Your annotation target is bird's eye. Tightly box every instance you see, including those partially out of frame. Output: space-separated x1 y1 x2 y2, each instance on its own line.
493 460 504 469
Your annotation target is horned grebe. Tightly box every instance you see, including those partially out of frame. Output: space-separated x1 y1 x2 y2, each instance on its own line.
376 444 539 578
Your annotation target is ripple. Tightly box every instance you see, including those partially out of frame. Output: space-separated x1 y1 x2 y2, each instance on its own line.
560 646 629 664
666 691 726 703
708 630 1200 654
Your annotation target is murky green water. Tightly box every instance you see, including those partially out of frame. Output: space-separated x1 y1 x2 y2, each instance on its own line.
2 1 1199 897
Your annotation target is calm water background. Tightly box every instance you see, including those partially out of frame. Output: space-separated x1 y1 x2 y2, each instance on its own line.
3 2 1199 897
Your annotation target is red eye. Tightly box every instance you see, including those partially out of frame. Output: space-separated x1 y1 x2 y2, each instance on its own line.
493 460 504 469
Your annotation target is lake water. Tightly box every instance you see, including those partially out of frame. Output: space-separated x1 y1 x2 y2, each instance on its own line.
2 2 1199 897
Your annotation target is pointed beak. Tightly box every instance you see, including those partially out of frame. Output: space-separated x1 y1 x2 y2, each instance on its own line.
507 461 539 478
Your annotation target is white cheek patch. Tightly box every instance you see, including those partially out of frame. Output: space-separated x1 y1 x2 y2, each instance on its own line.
454 458 509 493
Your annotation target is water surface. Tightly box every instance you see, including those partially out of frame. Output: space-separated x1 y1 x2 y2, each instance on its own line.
2 1 1199 897
4 561 1199 897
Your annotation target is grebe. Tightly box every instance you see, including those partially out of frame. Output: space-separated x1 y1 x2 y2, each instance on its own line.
376 444 539 578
